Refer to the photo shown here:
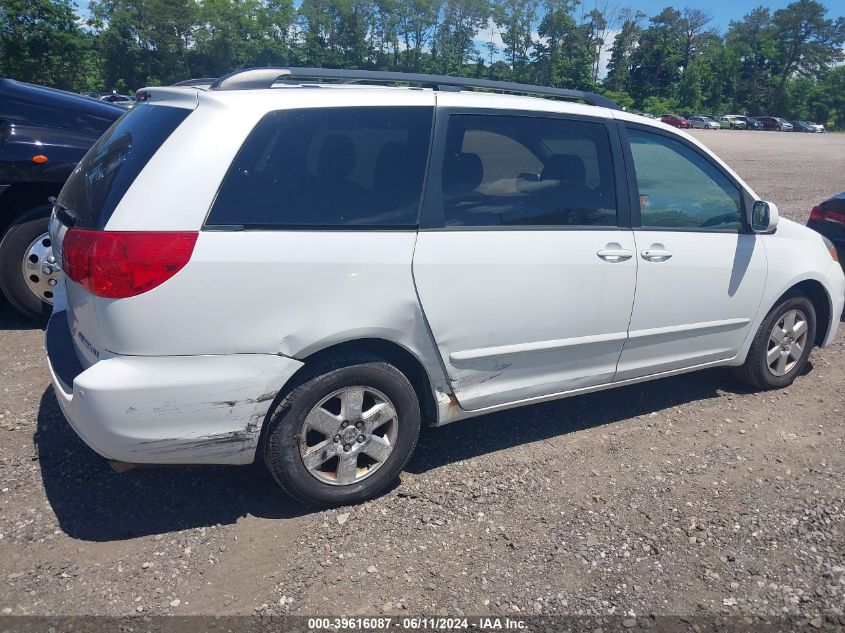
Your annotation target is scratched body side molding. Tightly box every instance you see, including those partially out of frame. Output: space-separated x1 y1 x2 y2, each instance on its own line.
449 331 629 363
47 351 304 465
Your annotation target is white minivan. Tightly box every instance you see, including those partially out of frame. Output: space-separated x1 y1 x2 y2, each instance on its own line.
45 68 844 506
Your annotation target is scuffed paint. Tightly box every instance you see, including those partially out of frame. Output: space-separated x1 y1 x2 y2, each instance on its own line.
53 352 304 466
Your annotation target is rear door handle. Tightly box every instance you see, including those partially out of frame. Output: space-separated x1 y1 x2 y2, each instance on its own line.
641 248 673 262
597 248 634 262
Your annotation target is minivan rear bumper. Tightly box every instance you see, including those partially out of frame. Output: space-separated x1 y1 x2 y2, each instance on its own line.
45 310 303 465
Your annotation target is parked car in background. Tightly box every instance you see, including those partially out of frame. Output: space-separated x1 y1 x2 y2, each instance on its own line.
660 114 689 128
687 115 720 130
791 121 816 133
737 116 763 130
0 78 122 319
807 122 825 133
759 117 793 131
808 192 845 267
84 91 135 109
44 67 844 506
720 115 747 129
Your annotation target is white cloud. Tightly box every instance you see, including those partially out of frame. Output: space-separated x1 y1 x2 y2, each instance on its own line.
477 17 506 51
597 28 620 80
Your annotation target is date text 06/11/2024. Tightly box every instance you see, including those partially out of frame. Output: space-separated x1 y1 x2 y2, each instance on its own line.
306 617 527 630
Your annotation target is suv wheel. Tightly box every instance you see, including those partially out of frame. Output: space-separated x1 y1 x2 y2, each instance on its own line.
263 353 421 506
0 206 57 321
732 294 816 390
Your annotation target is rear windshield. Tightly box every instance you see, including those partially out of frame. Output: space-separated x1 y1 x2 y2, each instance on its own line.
206 106 433 228
58 104 190 229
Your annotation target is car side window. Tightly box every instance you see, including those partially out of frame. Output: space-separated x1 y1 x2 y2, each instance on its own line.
439 114 617 227
627 127 743 232
207 107 433 228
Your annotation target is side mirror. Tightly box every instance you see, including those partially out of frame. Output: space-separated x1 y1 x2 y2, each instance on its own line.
751 200 779 233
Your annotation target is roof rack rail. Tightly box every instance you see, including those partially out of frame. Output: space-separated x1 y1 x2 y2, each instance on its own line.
208 67 621 110
171 77 218 87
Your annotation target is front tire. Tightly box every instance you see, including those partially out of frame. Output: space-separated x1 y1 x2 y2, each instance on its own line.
0 206 56 321
732 294 816 390
263 353 421 507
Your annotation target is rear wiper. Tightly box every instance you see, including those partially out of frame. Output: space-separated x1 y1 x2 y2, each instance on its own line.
48 196 77 228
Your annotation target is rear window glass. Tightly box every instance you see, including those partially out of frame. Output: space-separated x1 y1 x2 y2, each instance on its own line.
206 107 433 228
58 104 190 229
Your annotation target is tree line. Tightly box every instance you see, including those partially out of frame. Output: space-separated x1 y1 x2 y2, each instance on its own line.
1 0 844 125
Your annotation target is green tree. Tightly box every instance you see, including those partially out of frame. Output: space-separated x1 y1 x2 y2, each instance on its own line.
771 0 845 111
532 0 592 89
726 7 776 114
296 0 374 68
395 0 441 72
0 0 99 91
432 0 489 74
603 13 642 93
492 0 537 80
628 7 684 104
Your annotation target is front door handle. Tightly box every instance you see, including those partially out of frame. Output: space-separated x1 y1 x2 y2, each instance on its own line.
641 247 673 262
597 246 633 262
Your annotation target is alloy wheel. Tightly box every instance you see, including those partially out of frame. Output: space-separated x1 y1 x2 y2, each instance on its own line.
766 309 808 377
299 386 399 485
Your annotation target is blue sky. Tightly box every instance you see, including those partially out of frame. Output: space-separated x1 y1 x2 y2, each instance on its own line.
614 0 843 31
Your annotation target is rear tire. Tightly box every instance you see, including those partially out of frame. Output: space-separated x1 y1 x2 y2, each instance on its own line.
263 352 421 507
732 294 816 390
0 206 54 321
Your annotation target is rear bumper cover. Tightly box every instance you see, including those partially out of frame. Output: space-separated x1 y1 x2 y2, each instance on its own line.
45 310 304 465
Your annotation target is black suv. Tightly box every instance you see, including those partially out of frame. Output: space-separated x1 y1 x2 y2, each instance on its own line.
0 79 122 319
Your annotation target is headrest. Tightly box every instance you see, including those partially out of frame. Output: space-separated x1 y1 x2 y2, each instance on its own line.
443 152 483 192
541 154 586 186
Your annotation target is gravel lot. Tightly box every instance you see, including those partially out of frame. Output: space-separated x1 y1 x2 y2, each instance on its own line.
1 130 844 625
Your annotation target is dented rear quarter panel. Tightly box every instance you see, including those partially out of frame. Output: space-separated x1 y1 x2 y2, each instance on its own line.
91 230 453 425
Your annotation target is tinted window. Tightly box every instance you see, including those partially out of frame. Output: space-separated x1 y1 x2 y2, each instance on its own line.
439 114 617 227
58 104 190 229
627 128 743 232
207 107 433 228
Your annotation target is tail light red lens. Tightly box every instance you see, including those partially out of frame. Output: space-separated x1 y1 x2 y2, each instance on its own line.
62 230 198 298
810 205 845 226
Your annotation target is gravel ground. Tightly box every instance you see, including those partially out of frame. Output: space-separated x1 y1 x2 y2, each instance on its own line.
1 130 844 625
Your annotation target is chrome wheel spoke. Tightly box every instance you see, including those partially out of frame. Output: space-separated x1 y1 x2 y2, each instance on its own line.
362 435 392 462
769 326 786 343
336 453 358 484
363 401 397 432
789 341 804 361
782 311 796 333
302 440 337 470
766 345 781 366
305 407 342 436
775 351 788 375
791 319 807 339
341 386 364 421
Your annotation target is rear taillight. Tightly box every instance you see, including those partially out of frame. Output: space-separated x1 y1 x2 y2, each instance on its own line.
62 230 198 298
809 206 845 227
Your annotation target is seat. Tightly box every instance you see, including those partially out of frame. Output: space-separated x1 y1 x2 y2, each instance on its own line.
536 154 600 225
